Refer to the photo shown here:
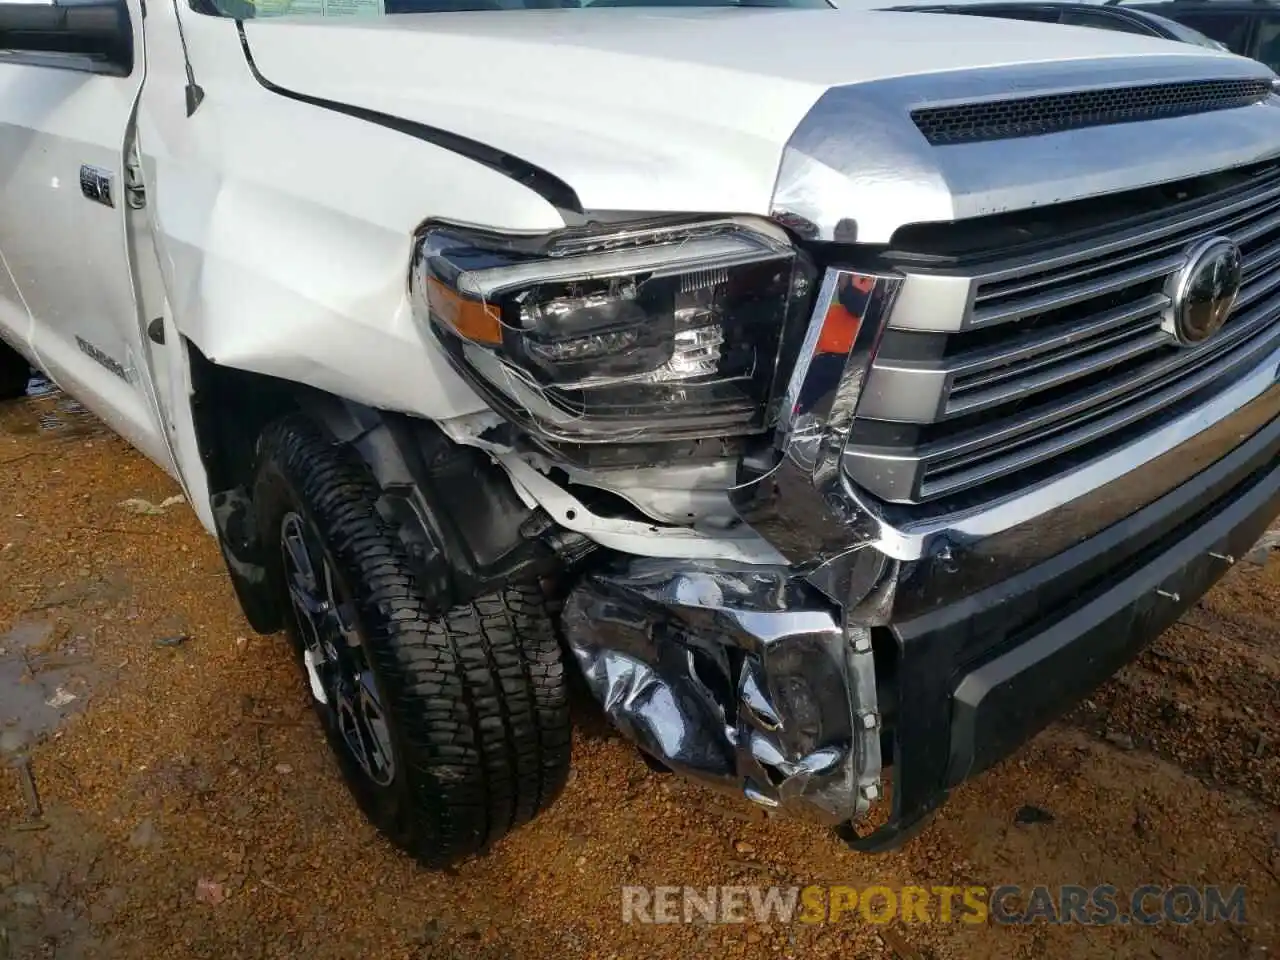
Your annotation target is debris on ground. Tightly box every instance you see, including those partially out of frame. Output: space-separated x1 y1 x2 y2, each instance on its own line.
13 755 41 818
119 495 185 516
1013 804 1056 825
44 686 77 709
194 878 227 906
1104 729 1136 750
1245 524 1280 565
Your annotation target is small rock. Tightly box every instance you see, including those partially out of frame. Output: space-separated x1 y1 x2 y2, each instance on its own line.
1104 730 1135 750
274 763 293 775
747 931 763 945
119 495 185 516
0 729 27 755
128 819 159 849
194 879 226 906
11 887 40 908
575 855 587 867
44 687 77 709
153 635 190 648
734 840 756 854
1132 806 1152 840
1014 805 1055 826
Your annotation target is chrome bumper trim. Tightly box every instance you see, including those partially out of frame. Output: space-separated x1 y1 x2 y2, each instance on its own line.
732 268 902 606
561 560 882 825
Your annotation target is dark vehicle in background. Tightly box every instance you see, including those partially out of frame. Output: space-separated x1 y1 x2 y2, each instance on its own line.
1112 0 1280 72
888 0 1231 47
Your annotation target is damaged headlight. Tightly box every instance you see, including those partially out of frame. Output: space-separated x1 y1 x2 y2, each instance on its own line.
411 218 817 443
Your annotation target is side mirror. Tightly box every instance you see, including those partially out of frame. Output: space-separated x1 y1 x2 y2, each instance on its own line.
0 0 134 76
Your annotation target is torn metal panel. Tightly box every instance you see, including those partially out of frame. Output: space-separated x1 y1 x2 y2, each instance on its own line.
562 559 882 826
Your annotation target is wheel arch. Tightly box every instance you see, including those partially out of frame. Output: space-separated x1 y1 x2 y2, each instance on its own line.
185 345 579 634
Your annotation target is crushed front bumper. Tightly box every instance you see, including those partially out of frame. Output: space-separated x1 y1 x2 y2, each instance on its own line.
562 265 1280 844
562 561 882 825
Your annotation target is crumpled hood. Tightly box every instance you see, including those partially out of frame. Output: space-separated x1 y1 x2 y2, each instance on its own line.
241 8 1262 234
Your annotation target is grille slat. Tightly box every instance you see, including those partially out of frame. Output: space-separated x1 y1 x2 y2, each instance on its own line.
911 78 1272 146
971 255 1182 327
947 325 1169 418
919 292 1280 478
847 159 1280 505
962 168 1280 296
973 186 1280 306
916 294 1280 498
1242 234 1280 284
948 293 1169 392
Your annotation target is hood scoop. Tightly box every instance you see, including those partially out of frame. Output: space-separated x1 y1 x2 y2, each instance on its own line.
911 76 1274 145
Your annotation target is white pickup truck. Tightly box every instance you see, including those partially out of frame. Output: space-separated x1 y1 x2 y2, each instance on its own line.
1 0 1278 864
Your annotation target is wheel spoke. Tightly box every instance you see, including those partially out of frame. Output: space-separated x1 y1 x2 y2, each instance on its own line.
335 689 370 773
321 559 361 649
281 518 318 591
280 511 394 787
359 677 395 783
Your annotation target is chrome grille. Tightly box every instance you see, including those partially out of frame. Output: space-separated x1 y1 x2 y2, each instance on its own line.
846 163 1280 505
910 78 1273 145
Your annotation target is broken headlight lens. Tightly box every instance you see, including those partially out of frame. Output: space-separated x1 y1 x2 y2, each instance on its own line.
411 219 816 443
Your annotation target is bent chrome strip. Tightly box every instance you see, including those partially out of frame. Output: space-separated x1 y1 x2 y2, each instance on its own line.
732 268 901 605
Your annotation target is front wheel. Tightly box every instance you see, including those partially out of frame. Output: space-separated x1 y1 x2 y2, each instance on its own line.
252 415 572 865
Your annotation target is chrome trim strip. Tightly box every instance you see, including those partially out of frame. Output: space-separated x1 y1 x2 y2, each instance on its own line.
867 344 1280 563
972 170 1280 293
773 56 1280 245
731 269 902 605
971 255 1183 328
847 274 1280 501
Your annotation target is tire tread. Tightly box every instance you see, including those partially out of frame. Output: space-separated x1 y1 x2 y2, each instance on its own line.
253 414 570 864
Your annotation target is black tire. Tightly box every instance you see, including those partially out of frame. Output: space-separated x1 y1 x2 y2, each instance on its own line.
252 414 571 865
0 342 30 400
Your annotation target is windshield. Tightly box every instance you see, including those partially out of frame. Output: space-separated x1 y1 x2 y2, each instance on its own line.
1140 11 1230 50
200 0 829 17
